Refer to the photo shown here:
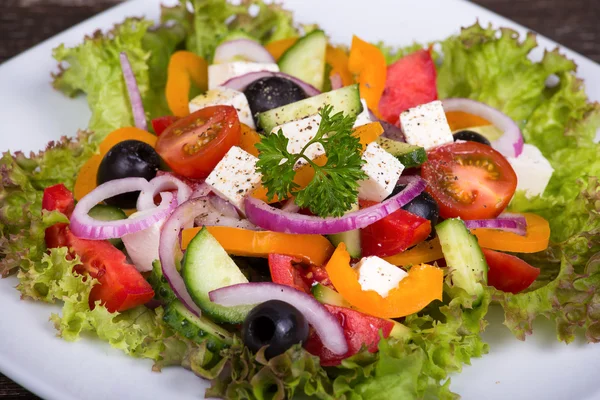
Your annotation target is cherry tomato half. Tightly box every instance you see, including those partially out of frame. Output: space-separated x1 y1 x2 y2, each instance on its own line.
155 105 241 179
421 142 517 220
482 248 540 294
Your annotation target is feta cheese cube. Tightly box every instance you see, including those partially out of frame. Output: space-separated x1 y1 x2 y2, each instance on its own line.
358 142 404 202
189 87 255 129
507 144 554 198
353 99 372 128
122 216 165 273
354 256 408 297
270 114 324 169
400 100 453 150
208 62 280 89
205 146 262 214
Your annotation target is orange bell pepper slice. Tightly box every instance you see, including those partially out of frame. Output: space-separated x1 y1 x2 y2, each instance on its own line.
445 111 491 132
74 127 158 201
240 124 261 157
326 244 443 318
384 238 444 266
265 37 298 60
181 226 334 266
326 45 353 87
471 213 550 253
348 36 387 118
166 51 208 118
251 122 384 203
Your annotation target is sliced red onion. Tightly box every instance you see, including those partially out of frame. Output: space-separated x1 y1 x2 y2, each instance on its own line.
221 71 320 97
464 214 527 235
191 182 212 199
209 195 240 219
119 52 147 131
281 198 300 213
159 198 207 316
194 196 260 230
70 178 176 240
368 109 405 142
330 73 343 90
213 39 275 64
244 176 426 235
209 282 348 355
137 175 192 211
441 98 523 158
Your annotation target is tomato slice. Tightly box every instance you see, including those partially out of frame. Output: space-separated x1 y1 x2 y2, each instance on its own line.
482 248 540 294
155 105 241 179
421 142 517 220
359 200 431 258
268 254 332 294
151 115 179 136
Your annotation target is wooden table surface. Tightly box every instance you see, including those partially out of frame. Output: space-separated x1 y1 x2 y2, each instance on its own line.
0 0 598 398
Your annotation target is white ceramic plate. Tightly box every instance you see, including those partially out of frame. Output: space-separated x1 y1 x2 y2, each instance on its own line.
1 1 599 399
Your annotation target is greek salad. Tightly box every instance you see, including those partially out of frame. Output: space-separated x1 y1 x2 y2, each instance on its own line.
2 1 600 399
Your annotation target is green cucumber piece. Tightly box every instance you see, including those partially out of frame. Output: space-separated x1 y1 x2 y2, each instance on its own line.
257 84 362 133
436 218 488 301
182 227 251 323
163 300 233 351
376 136 427 168
88 204 126 249
327 204 361 258
148 260 176 304
311 283 352 308
278 30 327 90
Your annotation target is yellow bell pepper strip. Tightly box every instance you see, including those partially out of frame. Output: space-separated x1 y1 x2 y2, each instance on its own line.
471 213 550 253
181 226 334 266
326 45 354 87
74 127 158 201
325 243 443 318
239 124 261 157
348 36 387 119
384 238 444 266
445 111 491 132
166 51 208 117
265 37 298 60
251 122 384 203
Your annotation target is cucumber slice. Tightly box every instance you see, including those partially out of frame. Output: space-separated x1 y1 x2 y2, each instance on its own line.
311 283 352 308
163 300 233 351
257 84 362 133
88 204 126 249
148 260 177 304
182 227 251 323
436 218 488 301
327 204 361 259
376 137 427 168
278 30 327 91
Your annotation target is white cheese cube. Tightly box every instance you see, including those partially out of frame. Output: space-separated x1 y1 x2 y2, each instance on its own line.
208 62 280 89
400 100 453 150
507 144 554 198
189 87 255 129
205 146 263 214
358 142 404 202
353 99 372 128
354 256 408 297
270 114 325 170
122 215 166 273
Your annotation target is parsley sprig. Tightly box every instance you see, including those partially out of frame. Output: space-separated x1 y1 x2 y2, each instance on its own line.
256 105 367 217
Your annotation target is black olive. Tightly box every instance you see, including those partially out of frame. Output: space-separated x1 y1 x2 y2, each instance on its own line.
242 300 309 359
391 184 440 230
97 140 162 209
453 130 491 146
243 77 307 118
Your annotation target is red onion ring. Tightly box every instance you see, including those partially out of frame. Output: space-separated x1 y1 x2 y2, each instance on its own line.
244 176 426 234
221 71 321 97
213 39 275 64
209 282 348 355
441 98 523 158
119 52 147 131
70 178 176 240
281 198 300 213
464 214 527 235
195 196 260 230
137 175 192 211
209 195 240 219
191 182 212 199
330 73 343 90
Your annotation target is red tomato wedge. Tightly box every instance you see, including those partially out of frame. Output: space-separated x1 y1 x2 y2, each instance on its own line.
482 248 540 294
155 105 241 179
359 200 431 258
304 304 394 366
43 184 154 312
421 142 517 220
379 49 438 125
151 115 179 136
268 254 332 294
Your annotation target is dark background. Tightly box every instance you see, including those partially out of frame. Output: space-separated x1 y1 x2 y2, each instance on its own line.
0 0 598 398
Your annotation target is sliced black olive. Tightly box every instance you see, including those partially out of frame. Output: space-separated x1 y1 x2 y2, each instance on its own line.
453 130 491 146
243 76 307 118
242 300 309 359
97 140 162 209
